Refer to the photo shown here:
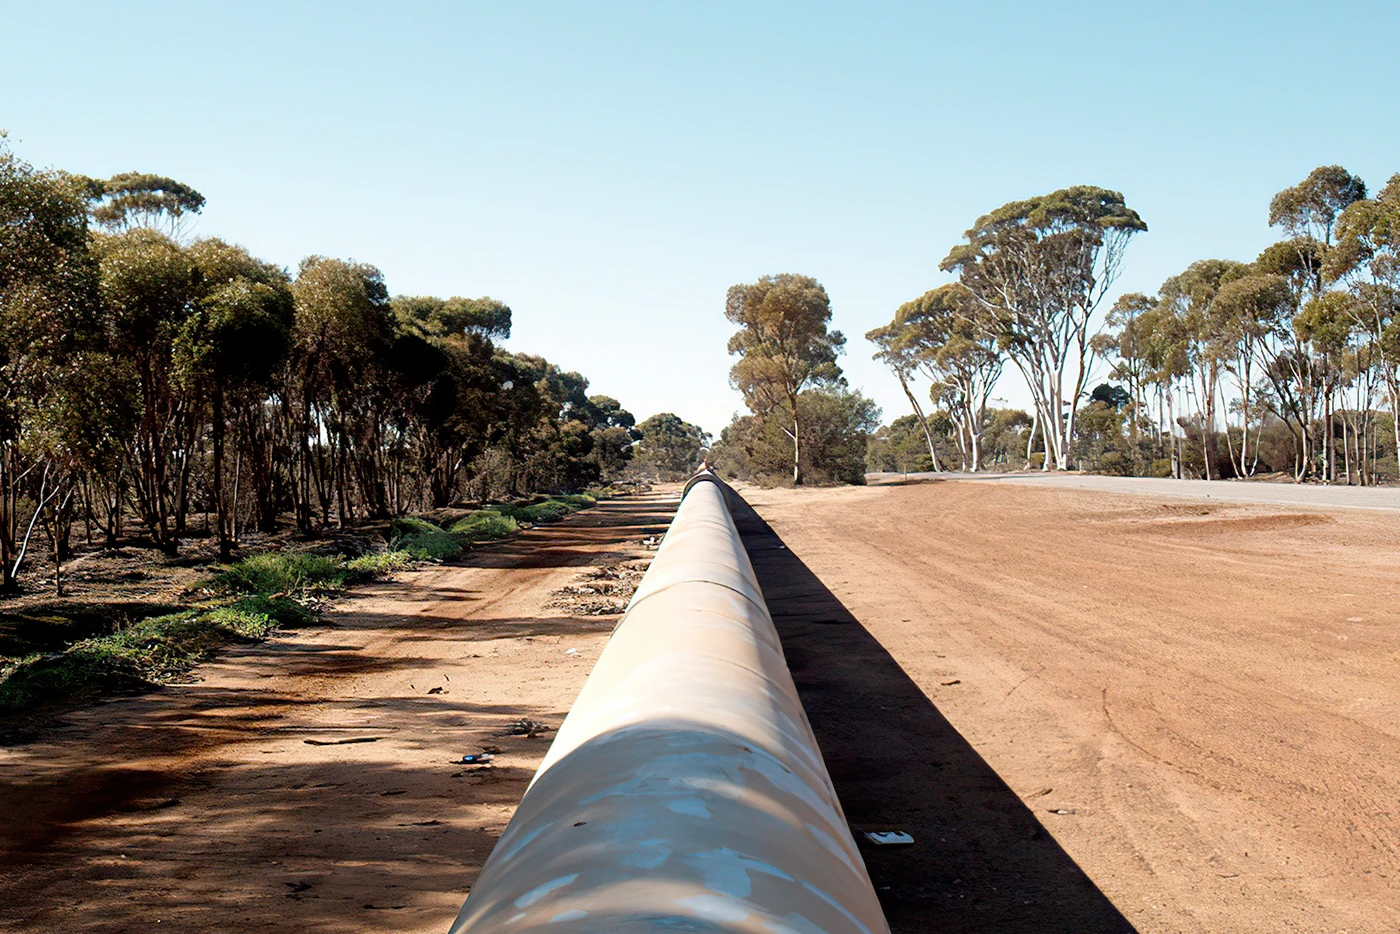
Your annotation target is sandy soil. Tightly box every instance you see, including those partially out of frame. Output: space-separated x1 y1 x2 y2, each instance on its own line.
5 480 1396 934
0 493 676 933
741 480 1400 934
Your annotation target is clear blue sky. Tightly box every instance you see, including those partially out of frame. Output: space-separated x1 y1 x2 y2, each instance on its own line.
4 1 1398 435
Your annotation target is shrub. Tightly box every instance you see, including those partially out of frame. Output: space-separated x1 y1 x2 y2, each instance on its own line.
520 500 575 523
208 552 347 596
345 551 414 582
0 606 285 713
448 512 519 541
390 516 443 536
226 593 315 627
395 530 466 561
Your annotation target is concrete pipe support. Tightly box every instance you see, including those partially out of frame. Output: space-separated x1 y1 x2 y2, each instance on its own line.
448 473 889 933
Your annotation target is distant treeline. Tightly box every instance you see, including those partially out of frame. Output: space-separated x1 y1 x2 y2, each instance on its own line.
869 170 1400 482
0 137 707 589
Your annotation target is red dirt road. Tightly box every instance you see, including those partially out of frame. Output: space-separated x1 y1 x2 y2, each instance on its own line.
4 481 1397 933
742 480 1400 933
0 495 675 933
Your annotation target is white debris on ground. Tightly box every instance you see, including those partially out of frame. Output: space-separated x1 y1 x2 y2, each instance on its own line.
547 559 651 616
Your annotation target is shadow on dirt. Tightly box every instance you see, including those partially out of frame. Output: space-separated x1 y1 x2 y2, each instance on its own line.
454 498 675 569
724 487 1138 934
0 684 569 931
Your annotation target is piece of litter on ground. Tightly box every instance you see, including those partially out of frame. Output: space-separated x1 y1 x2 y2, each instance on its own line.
502 718 551 737
864 831 915 846
1027 787 1053 798
565 648 580 656
1047 808 1076 815
459 753 494 765
940 679 961 686
426 686 444 694
304 737 380 746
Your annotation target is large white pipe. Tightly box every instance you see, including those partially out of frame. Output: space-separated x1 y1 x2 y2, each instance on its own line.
448 473 889 934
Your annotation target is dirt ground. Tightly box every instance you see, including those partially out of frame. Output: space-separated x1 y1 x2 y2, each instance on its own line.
0 493 676 933
4 480 1398 934
740 480 1400 934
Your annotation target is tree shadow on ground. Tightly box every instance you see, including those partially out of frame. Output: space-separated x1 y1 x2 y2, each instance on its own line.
0 684 570 933
724 487 1138 934
454 498 675 569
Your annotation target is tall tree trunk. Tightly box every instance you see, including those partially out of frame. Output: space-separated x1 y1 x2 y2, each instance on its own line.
895 372 941 472
212 386 231 561
791 405 801 486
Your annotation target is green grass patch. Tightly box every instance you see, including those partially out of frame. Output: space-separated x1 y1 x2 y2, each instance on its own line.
0 500 565 717
0 604 278 713
207 551 348 597
476 496 593 526
345 550 414 582
395 530 466 561
396 509 523 561
447 511 519 540
0 548 411 715
390 516 443 536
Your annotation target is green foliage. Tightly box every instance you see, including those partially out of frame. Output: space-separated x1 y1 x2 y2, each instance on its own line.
726 273 846 484
633 413 711 479
866 414 936 474
89 172 205 236
715 388 879 485
518 500 574 523
208 551 348 597
392 294 512 340
394 504 534 560
395 530 466 561
345 551 415 583
391 515 443 536
0 604 270 713
447 511 520 538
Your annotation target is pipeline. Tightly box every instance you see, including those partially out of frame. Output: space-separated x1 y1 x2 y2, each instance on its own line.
448 472 889 934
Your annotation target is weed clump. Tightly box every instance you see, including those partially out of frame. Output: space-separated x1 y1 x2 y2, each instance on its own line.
0 493 599 716
207 552 347 597
0 604 281 713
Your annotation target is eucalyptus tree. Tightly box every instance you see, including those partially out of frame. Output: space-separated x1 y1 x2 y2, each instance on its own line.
1156 260 1248 478
184 239 294 558
1210 273 1299 475
288 257 394 527
1264 166 1368 479
90 172 206 240
1099 292 1193 475
634 413 711 478
940 186 1146 469
0 137 101 587
866 315 942 472
870 284 1002 471
1096 293 1155 444
725 273 845 484
92 228 201 551
1327 173 1400 477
